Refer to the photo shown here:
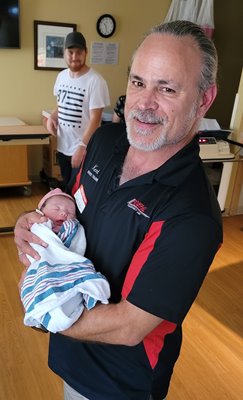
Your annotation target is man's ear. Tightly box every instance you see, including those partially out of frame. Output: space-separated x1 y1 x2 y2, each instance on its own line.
198 84 218 118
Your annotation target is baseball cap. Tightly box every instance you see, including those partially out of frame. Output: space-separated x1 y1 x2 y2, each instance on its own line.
65 31 87 50
38 188 75 210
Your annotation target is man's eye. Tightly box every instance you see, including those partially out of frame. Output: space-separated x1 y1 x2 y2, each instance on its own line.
132 80 144 88
159 87 176 94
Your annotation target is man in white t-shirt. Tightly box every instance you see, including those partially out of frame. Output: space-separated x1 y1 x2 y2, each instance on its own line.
47 31 110 187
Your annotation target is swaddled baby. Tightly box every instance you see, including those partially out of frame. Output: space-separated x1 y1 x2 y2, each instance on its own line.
20 188 110 333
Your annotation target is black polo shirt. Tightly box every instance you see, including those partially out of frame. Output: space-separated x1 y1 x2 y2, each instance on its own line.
49 123 222 400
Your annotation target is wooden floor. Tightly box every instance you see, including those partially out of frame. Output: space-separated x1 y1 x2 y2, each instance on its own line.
0 183 242 400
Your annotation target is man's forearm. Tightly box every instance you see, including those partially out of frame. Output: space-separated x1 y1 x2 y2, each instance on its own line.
61 299 162 346
81 109 103 145
62 303 130 344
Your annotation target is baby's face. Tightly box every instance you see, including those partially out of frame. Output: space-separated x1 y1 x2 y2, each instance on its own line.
42 195 76 232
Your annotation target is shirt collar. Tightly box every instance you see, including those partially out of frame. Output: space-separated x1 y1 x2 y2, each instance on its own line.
113 130 200 187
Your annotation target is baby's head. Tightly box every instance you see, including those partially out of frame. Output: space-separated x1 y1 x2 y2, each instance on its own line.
38 188 76 233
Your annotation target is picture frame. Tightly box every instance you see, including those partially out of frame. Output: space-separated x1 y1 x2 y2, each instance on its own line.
34 20 77 70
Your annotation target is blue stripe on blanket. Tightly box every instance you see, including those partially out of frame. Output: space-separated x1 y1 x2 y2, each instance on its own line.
22 272 107 313
42 312 51 328
23 260 94 282
58 219 79 248
86 296 96 309
22 268 105 298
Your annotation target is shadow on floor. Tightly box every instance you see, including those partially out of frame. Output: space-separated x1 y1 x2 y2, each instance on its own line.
196 262 243 338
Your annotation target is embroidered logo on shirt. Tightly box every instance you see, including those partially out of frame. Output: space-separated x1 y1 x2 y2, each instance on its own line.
92 164 100 174
87 164 100 182
127 199 150 218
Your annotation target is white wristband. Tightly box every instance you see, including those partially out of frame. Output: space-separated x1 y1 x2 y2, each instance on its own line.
36 208 44 216
79 141 87 148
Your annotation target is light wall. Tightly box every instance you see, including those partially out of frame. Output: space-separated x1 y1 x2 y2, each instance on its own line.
1 0 242 181
0 0 170 179
208 0 243 129
225 68 243 214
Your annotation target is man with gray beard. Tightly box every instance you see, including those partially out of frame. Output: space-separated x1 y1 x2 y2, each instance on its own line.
15 21 222 400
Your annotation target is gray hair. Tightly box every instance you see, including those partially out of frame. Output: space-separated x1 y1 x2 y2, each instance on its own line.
134 20 218 94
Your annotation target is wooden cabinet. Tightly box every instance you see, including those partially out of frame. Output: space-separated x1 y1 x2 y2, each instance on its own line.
0 118 49 190
0 145 30 187
0 117 30 188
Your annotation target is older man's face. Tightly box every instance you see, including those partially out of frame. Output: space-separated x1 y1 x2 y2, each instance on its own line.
125 33 216 152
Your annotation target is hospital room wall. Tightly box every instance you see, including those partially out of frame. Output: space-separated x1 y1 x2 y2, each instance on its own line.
0 0 171 179
225 69 243 215
0 0 242 180
207 0 243 130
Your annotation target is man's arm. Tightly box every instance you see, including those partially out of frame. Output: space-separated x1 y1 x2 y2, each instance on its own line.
71 108 104 168
46 108 58 136
61 297 163 346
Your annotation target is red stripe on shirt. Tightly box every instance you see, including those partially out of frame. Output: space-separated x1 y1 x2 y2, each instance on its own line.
122 221 165 298
143 320 177 368
121 220 176 368
71 153 87 196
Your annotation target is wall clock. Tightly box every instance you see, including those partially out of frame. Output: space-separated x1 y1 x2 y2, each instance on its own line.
96 14 116 38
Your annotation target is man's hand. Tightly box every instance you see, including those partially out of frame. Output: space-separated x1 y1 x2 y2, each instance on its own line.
14 211 48 267
46 115 58 136
70 107 103 169
71 145 86 168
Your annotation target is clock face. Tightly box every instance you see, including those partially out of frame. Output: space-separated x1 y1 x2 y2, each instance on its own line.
97 14 116 38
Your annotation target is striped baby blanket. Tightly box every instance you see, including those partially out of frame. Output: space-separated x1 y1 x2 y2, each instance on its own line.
20 219 110 333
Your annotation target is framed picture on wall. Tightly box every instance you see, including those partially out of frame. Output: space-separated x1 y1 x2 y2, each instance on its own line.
34 20 77 70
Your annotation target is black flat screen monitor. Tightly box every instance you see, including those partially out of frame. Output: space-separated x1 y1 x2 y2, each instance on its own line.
0 0 20 48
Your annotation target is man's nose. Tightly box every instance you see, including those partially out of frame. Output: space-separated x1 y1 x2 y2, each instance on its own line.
71 52 79 61
138 88 159 110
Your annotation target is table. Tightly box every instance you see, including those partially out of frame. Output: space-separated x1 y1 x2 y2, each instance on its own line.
202 158 234 212
0 119 50 191
0 118 50 233
199 137 236 212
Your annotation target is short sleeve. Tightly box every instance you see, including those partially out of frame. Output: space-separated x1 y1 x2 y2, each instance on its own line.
122 214 222 324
